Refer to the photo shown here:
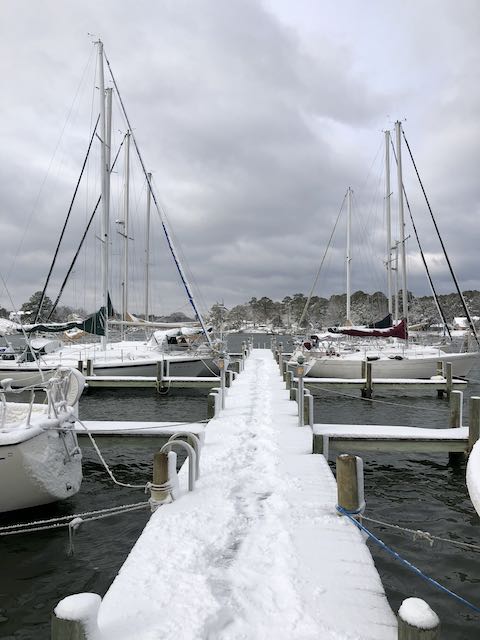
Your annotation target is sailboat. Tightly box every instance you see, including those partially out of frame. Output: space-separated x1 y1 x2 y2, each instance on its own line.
0 41 220 385
0 367 84 512
292 122 478 380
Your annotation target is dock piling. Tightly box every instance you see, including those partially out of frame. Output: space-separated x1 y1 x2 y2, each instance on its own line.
296 357 305 427
449 390 463 464
207 392 216 419
336 454 365 516
445 362 453 399
160 440 197 492
52 593 101 640
468 396 480 453
449 390 463 428
150 451 171 506
156 361 164 391
303 389 314 427
207 388 222 418
77 360 84 373
436 361 444 398
397 597 440 639
361 361 373 398
218 354 226 409
229 360 241 375
285 370 293 391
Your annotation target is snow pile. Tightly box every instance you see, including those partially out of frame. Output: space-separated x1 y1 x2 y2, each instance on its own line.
467 440 480 516
55 593 101 636
398 597 439 629
95 349 396 639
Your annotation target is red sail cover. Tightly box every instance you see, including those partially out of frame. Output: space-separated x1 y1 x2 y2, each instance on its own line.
328 318 408 340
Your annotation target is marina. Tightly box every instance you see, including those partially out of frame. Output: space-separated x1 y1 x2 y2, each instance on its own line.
0 337 479 638
52 348 399 639
2 5 480 639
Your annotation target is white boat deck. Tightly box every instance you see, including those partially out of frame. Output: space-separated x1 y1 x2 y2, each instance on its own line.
93 348 396 639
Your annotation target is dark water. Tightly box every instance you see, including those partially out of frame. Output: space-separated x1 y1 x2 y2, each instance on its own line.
1 333 479 638
304 347 480 639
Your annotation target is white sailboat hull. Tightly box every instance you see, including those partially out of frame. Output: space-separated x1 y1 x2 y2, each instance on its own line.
304 351 478 379
0 426 82 513
0 350 218 386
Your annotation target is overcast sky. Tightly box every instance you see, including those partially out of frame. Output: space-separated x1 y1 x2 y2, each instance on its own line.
0 0 478 318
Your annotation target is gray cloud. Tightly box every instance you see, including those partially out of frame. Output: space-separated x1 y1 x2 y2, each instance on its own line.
0 0 478 320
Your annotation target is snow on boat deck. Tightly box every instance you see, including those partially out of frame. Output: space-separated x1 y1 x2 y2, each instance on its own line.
96 348 396 639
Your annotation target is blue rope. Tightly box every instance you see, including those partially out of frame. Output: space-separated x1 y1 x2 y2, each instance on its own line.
337 505 480 615
335 503 364 515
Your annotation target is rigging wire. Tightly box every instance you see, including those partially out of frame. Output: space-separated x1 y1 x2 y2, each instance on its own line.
298 192 348 328
47 136 126 319
390 137 452 341
401 128 479 348
102 46 212 347
35 114 100 322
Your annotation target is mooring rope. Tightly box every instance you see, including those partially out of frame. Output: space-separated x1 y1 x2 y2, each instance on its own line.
337 506 480 614
76 418 149 489
361 515 480 552
311 385 450 415
0 501 150 536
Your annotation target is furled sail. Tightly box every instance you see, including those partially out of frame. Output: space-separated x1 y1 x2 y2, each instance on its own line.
368 313 392 329
20 305 109 337
328 318 407 340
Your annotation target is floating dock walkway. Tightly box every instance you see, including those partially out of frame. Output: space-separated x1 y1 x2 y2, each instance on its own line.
55 348 399 639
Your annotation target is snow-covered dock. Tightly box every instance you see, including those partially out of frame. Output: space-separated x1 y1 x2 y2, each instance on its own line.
84 374 225 390
301 375 467 393
76 421 205 439
55 348 398 639
313 424 469 456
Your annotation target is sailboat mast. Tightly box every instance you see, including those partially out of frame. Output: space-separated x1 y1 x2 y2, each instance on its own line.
122 130 131 335
98 41 111 348
103 49 213 347
346 186 352 323
385 130 393 315
144 172 152 322
395 121 408 326
393 242 399 323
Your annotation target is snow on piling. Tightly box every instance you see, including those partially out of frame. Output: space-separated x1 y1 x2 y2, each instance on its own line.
398 597 440 638
52 592 101 639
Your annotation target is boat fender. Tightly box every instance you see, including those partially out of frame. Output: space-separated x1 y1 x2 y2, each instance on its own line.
367 356 380 361
388 355 403 360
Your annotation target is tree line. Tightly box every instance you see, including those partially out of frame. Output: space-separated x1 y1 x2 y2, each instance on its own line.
207 291 480 331
6 289 480 330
